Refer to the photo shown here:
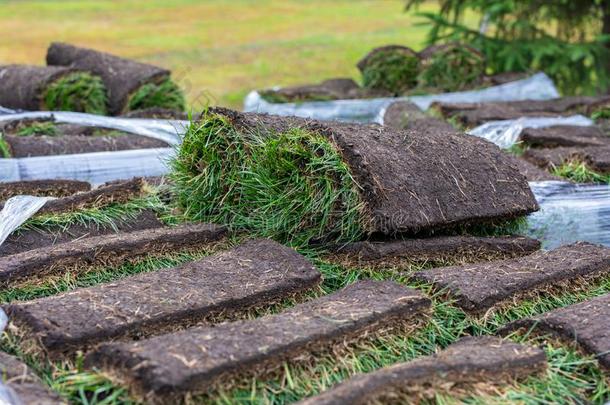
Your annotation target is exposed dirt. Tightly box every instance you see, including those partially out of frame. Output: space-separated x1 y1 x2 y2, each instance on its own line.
6 239 321 358
84 280 431 403
0 64 79 111
261 78 388 102
382 101 457 133
501 293 610 370
519 125 609 148
297 336 546 405
47 42 171 115
0 351 66 405
412 242 610 313
4 133 169 157
332 235 540 267
433 96 610 127
0 179 90 203
523 145 610 174
121 107 190 120
212 108 538 235
503 154 563 182
0 209 162 257
36 177 145 216
0 222 227 288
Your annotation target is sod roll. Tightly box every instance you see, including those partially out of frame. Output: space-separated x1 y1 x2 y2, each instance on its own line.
357 45 420 95
47 42 185 115
171 108 538 245
417 43 486 92
0 65 107 114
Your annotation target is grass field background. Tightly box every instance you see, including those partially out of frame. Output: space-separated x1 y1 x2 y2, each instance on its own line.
0 0 455 110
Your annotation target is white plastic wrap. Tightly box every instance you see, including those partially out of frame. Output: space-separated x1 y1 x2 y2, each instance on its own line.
0 382 22 405
0 111 188 146
0 106 15 115
0 195 50 247
0 148 175 185
244 72 559 123
527 181 610 249
468 115 594 149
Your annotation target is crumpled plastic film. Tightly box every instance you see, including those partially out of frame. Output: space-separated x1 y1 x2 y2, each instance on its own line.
468 115 594 149
0 195 51 247
0 382 22 405
244 72 559 123
0 106 15 115
527 181 610 249
0 110 188 146
0 148 175 186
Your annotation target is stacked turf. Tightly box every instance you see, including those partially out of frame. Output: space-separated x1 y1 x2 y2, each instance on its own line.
0 65 107 114
47 42 185 115
171 108 538 246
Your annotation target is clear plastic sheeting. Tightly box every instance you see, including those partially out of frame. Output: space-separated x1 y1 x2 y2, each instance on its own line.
0 382 22 405
0 110 188 146
468 115 594 149
0 195 50 247
0 106 15 115
244 72 559 123
527 181 610 249
0 148 174 185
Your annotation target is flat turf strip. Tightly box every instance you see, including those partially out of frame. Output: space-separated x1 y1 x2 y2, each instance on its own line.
333 235 540 266
84 280 431 402
523 145 610 174
412 242 610 313
0 222 226 288
296 336 546 405
0 351 66 404
501 293 610 371
0 179 90 204
5 239 321 358
519 125 609 148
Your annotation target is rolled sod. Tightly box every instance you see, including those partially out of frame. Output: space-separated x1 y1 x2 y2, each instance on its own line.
260 78 373 103
433 96 610 127
297 336 546 405
47 42 185 115
0 351 66 404
0 209 162 257
334 235 540 267
0 64 107 114
382 100 461 133
84 280 431 402
357 45 420 95
171 108 538 245
413 242 610 314
0 179 90 204
500 293 610 371
5 239 321 358
417 43 485 92
0 222 226 288
523 145 610 174
519 126 609 149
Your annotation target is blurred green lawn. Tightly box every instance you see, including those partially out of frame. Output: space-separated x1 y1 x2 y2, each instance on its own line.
0 0 440 110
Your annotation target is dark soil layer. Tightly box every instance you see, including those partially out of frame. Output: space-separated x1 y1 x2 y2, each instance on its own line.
4 132 168 157
334 235 540 266
0 64 78 111
433 96 610 127
0 351 66 405
504 154 563 182
519 126 609 148
84 280 431 402
121 107 190 120
297 336 546 405
524 146 610 174
0 209 162 257
501 293 610 370
0 222 226 288
382 101 456 133
36 177 145 216
260 78 387 103
413 242 610 313
0 179 90 203
5 239 321 358
47 42 170 115
212 109 538 235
